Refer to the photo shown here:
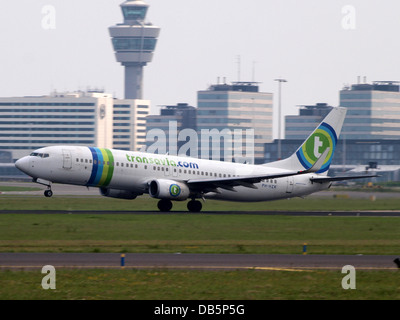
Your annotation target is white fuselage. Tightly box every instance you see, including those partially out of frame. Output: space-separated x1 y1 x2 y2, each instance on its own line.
15 145 330 202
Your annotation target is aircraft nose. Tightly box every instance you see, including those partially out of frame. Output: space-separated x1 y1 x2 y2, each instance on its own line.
15 157 30 174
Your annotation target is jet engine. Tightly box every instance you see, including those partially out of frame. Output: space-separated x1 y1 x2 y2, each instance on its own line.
99 188 138 200
148 179 190 201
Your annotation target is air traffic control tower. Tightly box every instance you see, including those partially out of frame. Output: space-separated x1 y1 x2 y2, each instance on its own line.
109 0 160 99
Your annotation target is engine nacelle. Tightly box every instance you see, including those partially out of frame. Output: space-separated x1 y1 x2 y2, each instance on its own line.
149 179 190 201
100 188 138 200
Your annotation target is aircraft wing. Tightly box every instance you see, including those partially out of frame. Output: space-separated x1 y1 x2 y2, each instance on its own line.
186 148 331 193
310 174 379 183
187 170 308 193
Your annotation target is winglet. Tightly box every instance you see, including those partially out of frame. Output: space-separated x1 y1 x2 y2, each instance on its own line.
302 147 330 173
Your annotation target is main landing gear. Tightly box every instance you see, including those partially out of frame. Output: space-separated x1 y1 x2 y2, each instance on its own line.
156 199 203 212
44 189 53 197
157 199 173 212
187 199 202 212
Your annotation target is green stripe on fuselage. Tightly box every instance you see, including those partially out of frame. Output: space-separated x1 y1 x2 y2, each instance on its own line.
103 148 114 186
98 149 109 186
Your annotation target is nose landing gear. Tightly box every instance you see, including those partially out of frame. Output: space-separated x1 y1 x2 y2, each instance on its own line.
32 178 53 198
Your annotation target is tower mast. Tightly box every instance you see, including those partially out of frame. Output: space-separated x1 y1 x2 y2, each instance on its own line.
109 0 160 99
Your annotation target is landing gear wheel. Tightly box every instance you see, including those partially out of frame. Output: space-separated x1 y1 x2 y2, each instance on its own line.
187 200 202 212
44 189 53 198
157 199 172 212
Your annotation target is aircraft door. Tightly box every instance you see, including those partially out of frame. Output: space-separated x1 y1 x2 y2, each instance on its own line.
286 176 294 193
62 149 72 170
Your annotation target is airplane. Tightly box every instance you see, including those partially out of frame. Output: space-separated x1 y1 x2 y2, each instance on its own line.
15 107 377 212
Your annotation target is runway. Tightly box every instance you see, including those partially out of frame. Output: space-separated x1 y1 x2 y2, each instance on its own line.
1 253 399 271
3 181 400 200
1 209 400 216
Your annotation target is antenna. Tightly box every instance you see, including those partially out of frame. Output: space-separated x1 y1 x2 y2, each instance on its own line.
252 61 257 82
236 55 241 82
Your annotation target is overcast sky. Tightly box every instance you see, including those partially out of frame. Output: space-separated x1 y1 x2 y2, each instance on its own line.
1 0 400 138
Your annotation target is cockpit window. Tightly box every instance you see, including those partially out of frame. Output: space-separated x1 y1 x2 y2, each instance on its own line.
30 152 50 158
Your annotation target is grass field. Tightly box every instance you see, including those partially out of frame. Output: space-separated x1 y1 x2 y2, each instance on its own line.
0 211 399 254
1 192 400 211
1 268 400 300
0 194 400 254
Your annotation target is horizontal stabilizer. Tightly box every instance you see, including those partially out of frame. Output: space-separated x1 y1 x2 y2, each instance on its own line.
310 174 379 183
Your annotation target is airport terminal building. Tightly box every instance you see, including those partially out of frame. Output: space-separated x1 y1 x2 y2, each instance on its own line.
113 98 150 152
197 81 273 163
267 81 400 181
0 90 114 162
0 90 149 178
146 103 197 156
340 81 400 139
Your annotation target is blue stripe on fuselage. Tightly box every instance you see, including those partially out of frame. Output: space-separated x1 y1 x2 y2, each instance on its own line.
93 149 104 186
87 147 98 186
